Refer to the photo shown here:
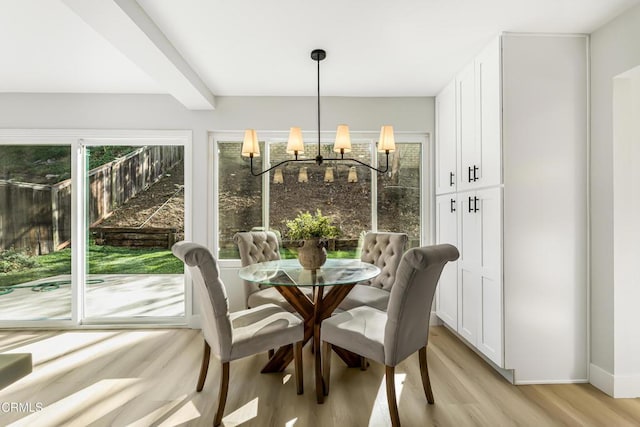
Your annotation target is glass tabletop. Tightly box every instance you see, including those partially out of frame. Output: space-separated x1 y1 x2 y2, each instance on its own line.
238 258 381 287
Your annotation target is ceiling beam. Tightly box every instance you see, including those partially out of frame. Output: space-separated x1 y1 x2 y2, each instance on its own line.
62 0 215 110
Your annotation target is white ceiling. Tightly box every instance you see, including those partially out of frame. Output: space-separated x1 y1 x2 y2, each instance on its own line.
1 0 639 104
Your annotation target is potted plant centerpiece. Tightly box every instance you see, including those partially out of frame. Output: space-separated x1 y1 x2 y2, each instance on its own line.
285 210 340 270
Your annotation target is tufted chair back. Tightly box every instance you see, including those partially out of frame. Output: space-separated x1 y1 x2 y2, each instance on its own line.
359 232 409 291
172 241 233 361
233 231 281 302
384 244 459 365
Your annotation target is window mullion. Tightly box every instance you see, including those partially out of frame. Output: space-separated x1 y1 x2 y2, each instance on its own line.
72 141 86 325
263 140 270 229
371 140 378 232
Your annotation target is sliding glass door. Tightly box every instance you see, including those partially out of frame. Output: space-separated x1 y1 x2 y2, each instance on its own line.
0 144 73 321
82 143 186 322
0 132 190 327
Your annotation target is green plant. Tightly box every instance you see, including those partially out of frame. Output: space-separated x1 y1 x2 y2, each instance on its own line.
285 209 340 240
0 248 40 273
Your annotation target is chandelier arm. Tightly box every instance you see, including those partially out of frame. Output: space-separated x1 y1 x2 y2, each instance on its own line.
318 152 390 174
249 157 320 176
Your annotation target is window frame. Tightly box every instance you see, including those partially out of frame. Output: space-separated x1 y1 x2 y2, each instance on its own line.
210 130 430 267
0 129 193 329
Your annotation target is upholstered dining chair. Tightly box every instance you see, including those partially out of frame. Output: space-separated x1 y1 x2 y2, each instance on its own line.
172 241 304 427
338 231 408 311
321 244 460 427
234 231 313 310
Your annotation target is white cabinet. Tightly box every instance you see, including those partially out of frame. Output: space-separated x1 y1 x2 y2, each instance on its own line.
435 81 457 195
456 62 476 190
435 194 458 329
434 34 588 383
474 38 502 189
452 38 502 191
457 188 502 366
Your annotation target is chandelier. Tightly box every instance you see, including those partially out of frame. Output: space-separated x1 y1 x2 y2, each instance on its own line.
241 49 396 176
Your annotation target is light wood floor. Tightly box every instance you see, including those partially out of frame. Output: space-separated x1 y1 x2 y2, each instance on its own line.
1 326 639 427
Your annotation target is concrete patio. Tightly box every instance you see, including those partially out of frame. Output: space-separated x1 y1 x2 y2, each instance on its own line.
0 274 185 321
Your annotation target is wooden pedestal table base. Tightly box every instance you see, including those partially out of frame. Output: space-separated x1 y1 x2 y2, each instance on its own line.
260 283 360 403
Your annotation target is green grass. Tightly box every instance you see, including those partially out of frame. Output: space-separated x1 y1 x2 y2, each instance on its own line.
0 245 183 287
1 244 358 287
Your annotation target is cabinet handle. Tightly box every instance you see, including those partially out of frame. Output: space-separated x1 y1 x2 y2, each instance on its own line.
473 165 479 182
449 172 455 187
468 166 473 183
450 198 456 213
474 196 480 212
468 196 474 213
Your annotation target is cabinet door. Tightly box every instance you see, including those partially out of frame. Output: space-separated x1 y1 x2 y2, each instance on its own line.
457 62 476 191
475 37 502 188
457 191 479 344
457 188 503 364
476 187 503 366
435 80 457 195
435 194 458 329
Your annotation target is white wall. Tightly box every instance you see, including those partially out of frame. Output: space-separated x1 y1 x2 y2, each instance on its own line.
613 66 640 381
0 93 433 311
501 34 588 384
590 2 640 397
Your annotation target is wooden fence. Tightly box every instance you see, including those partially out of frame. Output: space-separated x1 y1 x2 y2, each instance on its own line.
0 146 182 254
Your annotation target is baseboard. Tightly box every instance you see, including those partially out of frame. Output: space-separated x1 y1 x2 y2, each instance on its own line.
590 363 640 398
430 312 442 326
437 322 589 385
589 363 614 396
438 323 515 383
514 378 588 385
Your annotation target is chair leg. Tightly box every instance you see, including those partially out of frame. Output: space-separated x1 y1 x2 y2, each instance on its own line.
360 356 368 371
322 342 332 396
294 341 304 395
419 346 435 404
214 361 230 427
385 365 401 427
196 341 211 392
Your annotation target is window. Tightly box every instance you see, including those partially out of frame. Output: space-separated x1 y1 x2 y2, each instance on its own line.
215 133 427 259
269 140 373 257
377 142 422 248
217 140 263 259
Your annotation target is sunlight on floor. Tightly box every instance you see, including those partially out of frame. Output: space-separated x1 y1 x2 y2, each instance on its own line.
0 330 207 427
368 371 406 427
156 398 201 427
222 396 259 426
126 395 195 427
7 378 143 426
285 417 298 426
282 373 292 385
2 331 169 397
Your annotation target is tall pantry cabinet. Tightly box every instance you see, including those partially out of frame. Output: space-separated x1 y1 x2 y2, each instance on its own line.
434 33 588 383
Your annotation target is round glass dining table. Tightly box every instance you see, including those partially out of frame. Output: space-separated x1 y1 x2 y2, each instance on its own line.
238 258 381 287
238 258 381 403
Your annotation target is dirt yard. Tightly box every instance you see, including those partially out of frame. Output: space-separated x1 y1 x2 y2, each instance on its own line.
100 160 419 245
99 162 185 238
